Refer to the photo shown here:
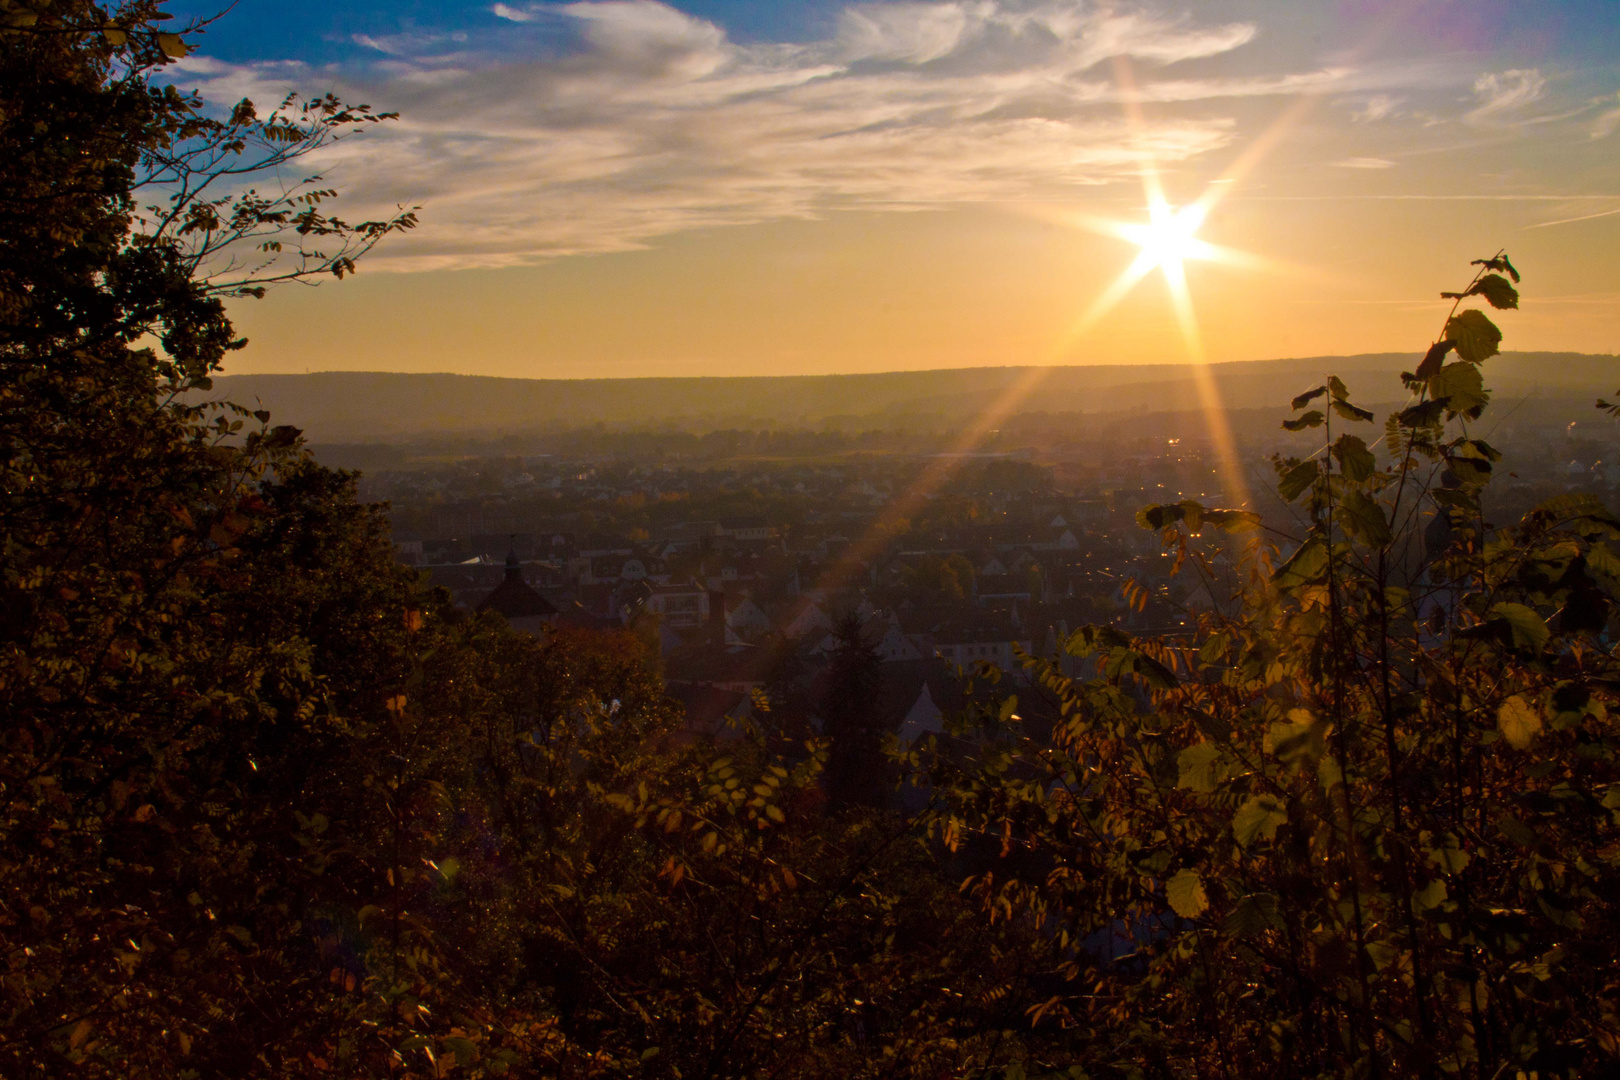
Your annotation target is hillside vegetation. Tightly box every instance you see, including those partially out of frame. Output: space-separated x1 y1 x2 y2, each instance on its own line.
5 5 1620 1080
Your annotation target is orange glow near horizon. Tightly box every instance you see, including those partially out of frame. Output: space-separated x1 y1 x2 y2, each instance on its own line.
217 1 1618 386
813 61 1295 593
1042 55 1347 509
811 54 1323 560
1021 57 1294 509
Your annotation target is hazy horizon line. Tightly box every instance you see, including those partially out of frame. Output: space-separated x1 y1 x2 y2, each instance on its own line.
210 348 1620 385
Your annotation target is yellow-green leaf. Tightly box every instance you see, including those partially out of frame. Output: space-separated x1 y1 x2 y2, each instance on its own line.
1497 694 1543 749
1166 869 1208 919
1587 543 1620 593
1490 603 1550 652
1415 340 1453 380
1291 385 1327 410
1475 273 1519 310
1203 508 1262 532
1277 460 1319 502
1177 742 1223 793
1223 892 1280 937
1427 835 1471 875
1273 537 1328 590
1412 879 1448 912
1332 435 1377 483
1496 812 1536 846
1444 308 1502 364
1429 362 1489 416
1338 489 1392 547
1232 794 1288 847
1267 708 1331 764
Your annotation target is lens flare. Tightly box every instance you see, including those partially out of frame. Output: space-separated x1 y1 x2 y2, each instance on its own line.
810 53 1339 592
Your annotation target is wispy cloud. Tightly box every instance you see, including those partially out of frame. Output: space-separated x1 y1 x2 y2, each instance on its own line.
1332 157 1394 169
1464 68 1546 126
1594 92 1620 139
351 30 470 57
490 3 537 22
1350 93 1399 122
170 1 1379 271
837 2 985 63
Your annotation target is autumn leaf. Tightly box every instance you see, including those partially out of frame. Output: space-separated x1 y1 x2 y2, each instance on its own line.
1165 869 1209 918
1232 795 1288 847
1223 893 1280 938
1332 435 1377 483
1444 309 1503 364
1475 273 1520 310
1429 362 1489 416
1331 399 1375 423
1338 489 1392 547
1415 340 1454 380
1177 742 1223 793
1277 460 1319 502
155 33 190 58
1291 386 1327 410
1498 694 1543 749
1490 603 1550 652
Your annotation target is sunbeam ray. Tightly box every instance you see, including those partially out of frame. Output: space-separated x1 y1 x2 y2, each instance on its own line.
811 366 1058 594
1048 51 1345 509
1161 257 1251 507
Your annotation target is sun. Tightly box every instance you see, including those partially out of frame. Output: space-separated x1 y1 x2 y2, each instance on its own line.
1057 189 1245 349
1116 199 1217 275
1053 184 1267 509
1037 53 1321 510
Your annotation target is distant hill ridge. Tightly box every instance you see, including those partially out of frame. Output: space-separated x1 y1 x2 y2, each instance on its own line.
200 352 1618 442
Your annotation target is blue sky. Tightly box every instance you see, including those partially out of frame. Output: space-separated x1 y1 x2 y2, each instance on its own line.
176 0 841 64
166 0 1620 271
175 1 1620 68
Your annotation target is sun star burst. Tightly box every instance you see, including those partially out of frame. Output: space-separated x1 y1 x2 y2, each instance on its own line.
1116 199 1216 276
1056 177 1269 509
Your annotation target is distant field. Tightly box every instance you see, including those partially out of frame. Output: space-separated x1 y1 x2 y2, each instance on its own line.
199 352 1617 443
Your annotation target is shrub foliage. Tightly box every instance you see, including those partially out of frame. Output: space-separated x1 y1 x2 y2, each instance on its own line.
933 256 1620 1079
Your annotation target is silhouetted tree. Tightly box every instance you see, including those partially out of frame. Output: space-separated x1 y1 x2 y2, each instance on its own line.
820 612 887 807
0 11 1072 1079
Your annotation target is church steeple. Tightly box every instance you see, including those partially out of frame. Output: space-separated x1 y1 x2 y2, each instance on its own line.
478 537 558 631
